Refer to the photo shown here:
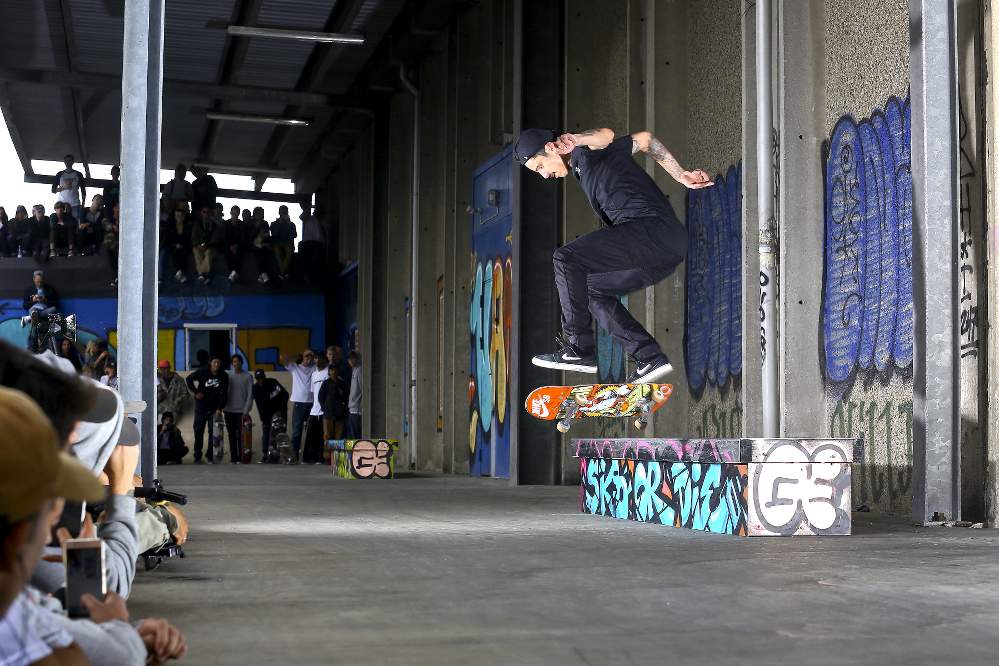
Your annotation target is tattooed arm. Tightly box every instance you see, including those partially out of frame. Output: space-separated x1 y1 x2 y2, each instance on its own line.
546 128 615 154
631 131 714 189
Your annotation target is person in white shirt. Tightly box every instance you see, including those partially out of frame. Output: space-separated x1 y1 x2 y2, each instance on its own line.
278 348 316 463
51 154 85 222
305 358 329 463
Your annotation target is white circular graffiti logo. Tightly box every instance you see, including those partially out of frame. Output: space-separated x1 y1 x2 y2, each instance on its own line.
751 441 851 535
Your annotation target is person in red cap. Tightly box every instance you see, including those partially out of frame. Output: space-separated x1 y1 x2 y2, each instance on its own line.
514 127 713 383
156 359 191 423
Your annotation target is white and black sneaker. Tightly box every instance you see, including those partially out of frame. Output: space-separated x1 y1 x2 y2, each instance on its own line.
627 355 674 384
532 334 597 373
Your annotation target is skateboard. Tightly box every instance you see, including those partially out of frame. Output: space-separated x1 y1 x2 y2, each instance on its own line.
271 413 294 464
525 383 673 433
241 418 253 464
211 413 226 462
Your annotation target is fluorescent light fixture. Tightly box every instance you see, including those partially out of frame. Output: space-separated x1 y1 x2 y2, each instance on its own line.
227 25 365 44
192 162 290 177
206 111 310 127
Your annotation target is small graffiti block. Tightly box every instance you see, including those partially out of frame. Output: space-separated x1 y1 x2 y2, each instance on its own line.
576 437 856 536
327 439 399 479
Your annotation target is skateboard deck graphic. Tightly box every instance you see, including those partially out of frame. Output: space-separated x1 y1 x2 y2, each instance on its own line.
525 383 673 433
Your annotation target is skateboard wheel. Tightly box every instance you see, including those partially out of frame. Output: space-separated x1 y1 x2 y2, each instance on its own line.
556 421 570 433
652 388 666 402
634 418 647 431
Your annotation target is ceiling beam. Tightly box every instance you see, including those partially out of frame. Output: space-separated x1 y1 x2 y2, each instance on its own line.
256 0 370 173
0 82 32 175
25 173 309 204
198 0 266 164
0 66 370 109
56 0 91 178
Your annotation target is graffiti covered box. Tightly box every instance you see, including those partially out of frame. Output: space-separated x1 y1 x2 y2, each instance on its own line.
328 439 400 480
573 438 862 537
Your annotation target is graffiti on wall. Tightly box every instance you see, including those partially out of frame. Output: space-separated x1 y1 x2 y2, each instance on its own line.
0 294 324 373
822 95 912 382
330 439 399 479
685 163 742 397
580 457 749 534
822 94 913 514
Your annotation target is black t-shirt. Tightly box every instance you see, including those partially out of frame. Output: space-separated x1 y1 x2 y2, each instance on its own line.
569 135 673 227
253 377 289 415
191 175 219 211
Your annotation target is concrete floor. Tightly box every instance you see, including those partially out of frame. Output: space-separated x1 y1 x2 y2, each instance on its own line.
128 465 999 666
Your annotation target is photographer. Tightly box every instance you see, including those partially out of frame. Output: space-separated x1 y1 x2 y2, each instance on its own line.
21 270 59 351
157 412 189 465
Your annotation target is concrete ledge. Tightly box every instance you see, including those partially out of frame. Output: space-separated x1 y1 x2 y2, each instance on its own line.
575 438 859 536
327 439 400 479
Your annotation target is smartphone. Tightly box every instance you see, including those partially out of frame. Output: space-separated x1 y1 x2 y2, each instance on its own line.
49 501 86 546
63 538 106 618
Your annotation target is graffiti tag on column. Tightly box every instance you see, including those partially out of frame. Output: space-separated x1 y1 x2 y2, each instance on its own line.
958 101 978 359
831 396 912 506
822 95 912 382
685 163 742 396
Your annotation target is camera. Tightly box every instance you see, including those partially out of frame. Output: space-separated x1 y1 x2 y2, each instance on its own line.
28 312 77 354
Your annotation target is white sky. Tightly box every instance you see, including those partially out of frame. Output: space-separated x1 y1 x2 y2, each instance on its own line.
0 110 309 234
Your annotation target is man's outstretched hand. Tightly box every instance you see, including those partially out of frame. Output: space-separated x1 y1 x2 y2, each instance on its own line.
679 170 714 189
545 133 577 155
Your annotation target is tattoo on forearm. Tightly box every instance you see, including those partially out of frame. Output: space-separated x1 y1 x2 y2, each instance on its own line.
648 136 684 180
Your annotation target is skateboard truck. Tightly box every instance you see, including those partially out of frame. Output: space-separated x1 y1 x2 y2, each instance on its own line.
556 400 581 433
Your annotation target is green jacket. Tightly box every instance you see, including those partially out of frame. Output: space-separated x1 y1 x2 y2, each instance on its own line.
157 372 192 417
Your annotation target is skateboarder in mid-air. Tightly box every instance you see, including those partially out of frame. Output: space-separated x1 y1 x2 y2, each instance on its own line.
514 127 713 384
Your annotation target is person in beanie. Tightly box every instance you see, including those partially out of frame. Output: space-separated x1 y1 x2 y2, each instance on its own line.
252 369 289 462
513 127 712 383
185 357 229 463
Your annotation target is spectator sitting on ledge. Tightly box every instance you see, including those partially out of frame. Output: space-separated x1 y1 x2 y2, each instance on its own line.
78 194 105 256
28 204 51 260
48 202 77 258
7 205 30 258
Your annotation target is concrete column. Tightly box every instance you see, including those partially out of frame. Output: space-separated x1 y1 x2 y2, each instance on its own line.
982 0 999 526
118 0 163 482
777 0 825 437
909 0 961 523
741 0 763 438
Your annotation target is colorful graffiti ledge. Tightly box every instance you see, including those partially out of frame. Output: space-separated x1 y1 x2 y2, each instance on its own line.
573 437 861 536
327 439 400 479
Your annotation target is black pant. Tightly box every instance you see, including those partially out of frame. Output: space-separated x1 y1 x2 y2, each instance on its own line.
347 413 361 439
224 412 244 462
193 410 216 461
259 411 274 457
50 224 75 251
553 215 685 362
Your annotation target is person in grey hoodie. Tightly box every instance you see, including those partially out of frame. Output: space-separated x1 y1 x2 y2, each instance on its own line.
346 351 363 438
224 354 254 463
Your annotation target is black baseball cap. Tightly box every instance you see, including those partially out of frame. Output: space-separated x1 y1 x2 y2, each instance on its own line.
513 129 557 165
254 369 266 379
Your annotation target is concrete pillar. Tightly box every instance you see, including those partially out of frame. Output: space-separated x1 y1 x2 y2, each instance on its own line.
777 0 825 437
983 0 999 526
741 0 763 439
118 0 163 482
908 0 961 523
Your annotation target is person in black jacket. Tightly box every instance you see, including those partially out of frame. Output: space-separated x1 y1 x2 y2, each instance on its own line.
185 357 229 463
7 206 31 257
318 365 347 444
252 369 289 462
158 411 189 464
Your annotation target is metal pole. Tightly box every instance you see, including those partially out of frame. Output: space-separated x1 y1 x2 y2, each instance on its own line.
756 0 779 437
909 0 961 523
118 0 162 484
400 67 420 470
